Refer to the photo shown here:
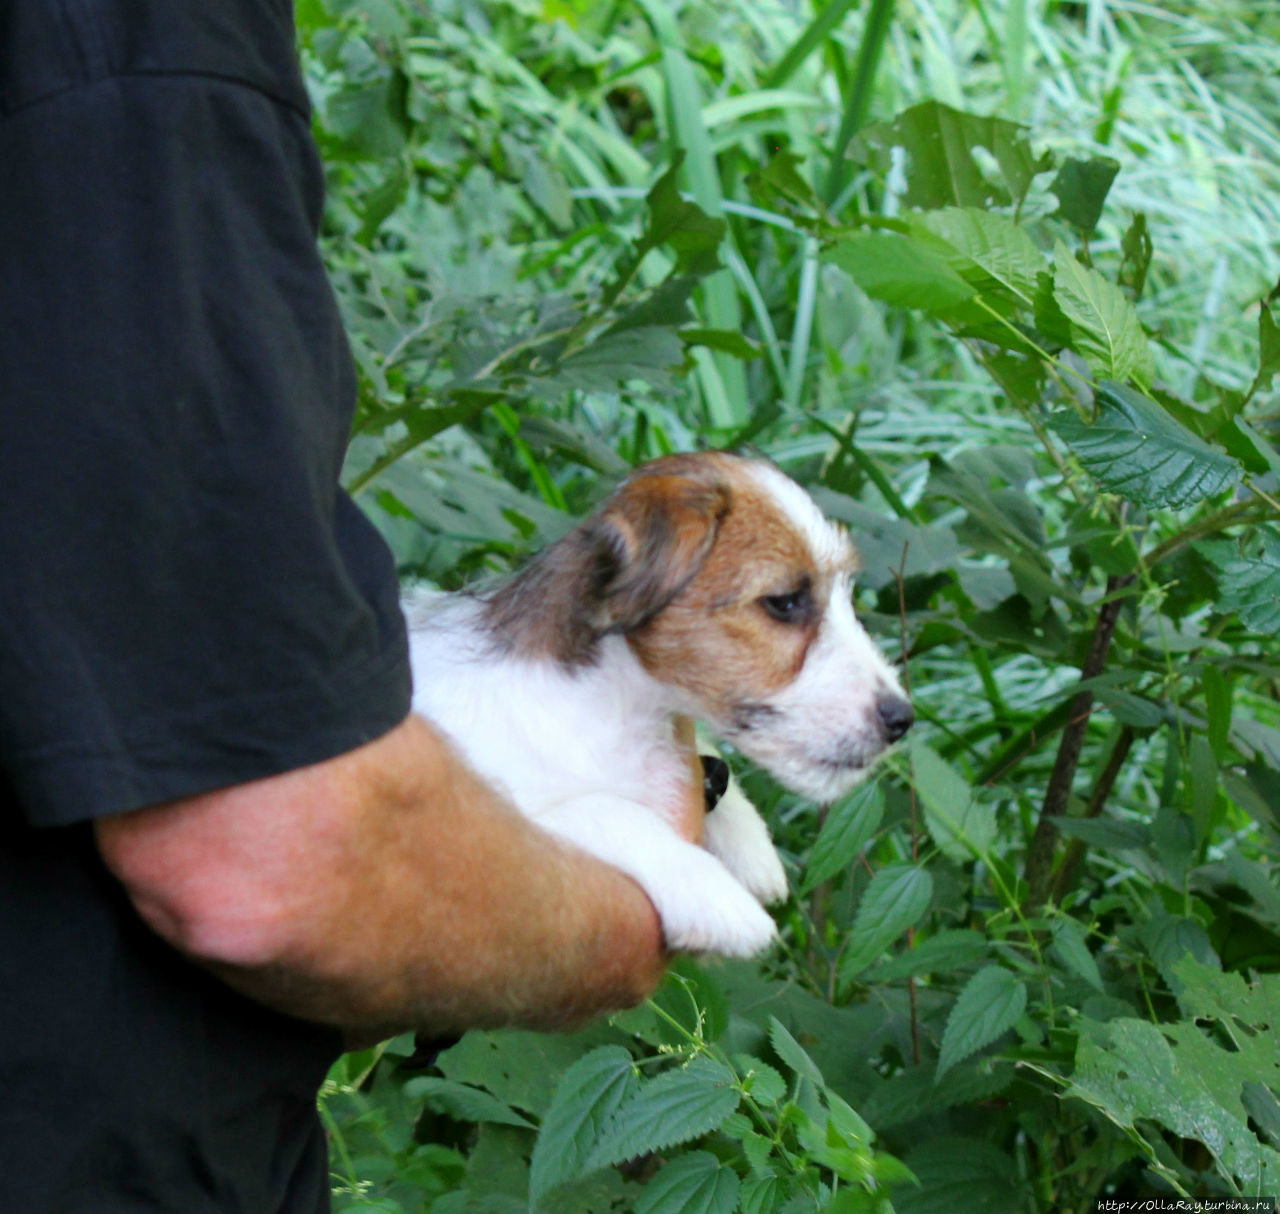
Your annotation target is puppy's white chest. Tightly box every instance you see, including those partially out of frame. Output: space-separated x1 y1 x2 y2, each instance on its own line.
407 602 686 823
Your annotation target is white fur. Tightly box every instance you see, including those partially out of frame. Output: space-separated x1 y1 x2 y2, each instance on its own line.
405 457 908 958
407 593 778 955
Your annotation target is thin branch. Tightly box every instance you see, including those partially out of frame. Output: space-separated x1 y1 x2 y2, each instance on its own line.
1050 726 1137 904
1023 573 1135 912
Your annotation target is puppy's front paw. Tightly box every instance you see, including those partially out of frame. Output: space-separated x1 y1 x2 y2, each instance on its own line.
650 848 778 958
703 785 789 907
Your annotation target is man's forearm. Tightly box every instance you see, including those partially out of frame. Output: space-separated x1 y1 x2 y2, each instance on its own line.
95 714 669 1037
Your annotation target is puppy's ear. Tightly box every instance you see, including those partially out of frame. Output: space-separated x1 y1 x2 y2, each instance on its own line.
484 468 730 666
584 473 730 635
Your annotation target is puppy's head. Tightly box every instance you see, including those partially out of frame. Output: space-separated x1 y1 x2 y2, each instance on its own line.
488 451 911 801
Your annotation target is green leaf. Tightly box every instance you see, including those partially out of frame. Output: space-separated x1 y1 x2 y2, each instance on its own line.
634 1152 739 1214
801 782 884 893
1249 303 1280 401
897 1136 1022 1214
585 1057 740 1171
557 327 685 392
679 327 763 359
1050 156 1121 234
917 207 1044 308
854 100 1052 209
839 865 935 980
739 1174 791 1214
637 156 726 277
1050 815 1151 853
768 1016 825 1086
1051 381 1243 509
911 737 997 861
734 1057 787 1107
403 1078 535 1129
1069 965 1280 1194
1049 918 1103 991
868 929 987 983
1218 528 1280 637
529 1047 638 1206
824 232 976 313
1052 245 1155 384
937 966 1027 1078
437 1031 593 1118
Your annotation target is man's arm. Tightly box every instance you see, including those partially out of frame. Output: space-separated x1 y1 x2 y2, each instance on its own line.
94 713 687 1039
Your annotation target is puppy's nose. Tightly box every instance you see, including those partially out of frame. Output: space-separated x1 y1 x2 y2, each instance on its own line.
876 694 914 742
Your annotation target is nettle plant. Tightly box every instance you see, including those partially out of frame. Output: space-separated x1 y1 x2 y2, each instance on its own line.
309 22 1280 1206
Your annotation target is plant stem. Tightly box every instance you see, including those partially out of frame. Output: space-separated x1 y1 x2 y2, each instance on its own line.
1023 574 1135 912
1049 725 1136 904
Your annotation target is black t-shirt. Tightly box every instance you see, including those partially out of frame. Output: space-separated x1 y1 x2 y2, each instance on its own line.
0 2 412 1209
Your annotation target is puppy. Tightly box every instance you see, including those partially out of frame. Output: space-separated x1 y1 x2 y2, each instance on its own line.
405 451 912 956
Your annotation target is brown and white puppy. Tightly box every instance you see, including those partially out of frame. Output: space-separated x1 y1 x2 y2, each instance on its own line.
406 451 912 956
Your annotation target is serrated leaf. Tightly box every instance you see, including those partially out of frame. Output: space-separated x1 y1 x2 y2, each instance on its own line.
1052 245 1154 383
917 207 1044 308
1049 918 1103 991
634 1151 739 1214
734 1056 787 1107
529 1047 638 1206
839 865 935 980
868 929 987 983
768 1017 825 1086
911 737 996 861
1051 381 1243 509
824 232 976 313
801 782 884 892
1218 528 1280 637
937 966 1027 1078
585 1058 740 1171
1050 156 1120 234
740 1173 790 1214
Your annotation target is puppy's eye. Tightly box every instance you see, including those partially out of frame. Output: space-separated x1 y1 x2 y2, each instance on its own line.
760 580 812 623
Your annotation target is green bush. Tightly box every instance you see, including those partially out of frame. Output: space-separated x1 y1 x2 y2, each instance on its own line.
304 1 1280 1209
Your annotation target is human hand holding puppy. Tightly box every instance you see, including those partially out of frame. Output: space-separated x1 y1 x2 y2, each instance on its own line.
95 451 909 1038
95 711 697 1040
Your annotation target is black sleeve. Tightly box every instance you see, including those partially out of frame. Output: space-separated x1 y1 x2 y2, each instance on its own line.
0 0 411 826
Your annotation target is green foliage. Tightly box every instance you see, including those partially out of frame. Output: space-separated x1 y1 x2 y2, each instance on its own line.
306 0 1280 1209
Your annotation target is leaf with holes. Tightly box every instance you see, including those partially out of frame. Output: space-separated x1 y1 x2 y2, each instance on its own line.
1051 382 1243 509
584 1057 740 1171
838 865 934 981
937 966 1027 1078
528 1047 638 1207
854 100 1052 209
1068 962 1280 1194
1053 246 1154 384
634 1152 740 1214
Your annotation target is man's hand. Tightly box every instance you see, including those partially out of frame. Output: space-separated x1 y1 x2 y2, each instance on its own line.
94 714 681 1040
